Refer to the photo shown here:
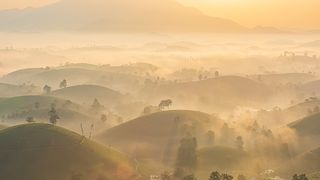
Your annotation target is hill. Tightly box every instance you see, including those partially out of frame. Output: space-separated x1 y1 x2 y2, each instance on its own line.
0 123 139 180
288 113 320 136
142 76 272 111
0 95 82 117
1 67 143 92
51 84 125 106
97 110 220 162
0 83 39 97
300 80 320 95
297 147 320 173
250 73 316 86
0 0 245 32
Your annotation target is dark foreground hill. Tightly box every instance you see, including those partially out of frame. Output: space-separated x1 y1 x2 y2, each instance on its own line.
0 123 140 180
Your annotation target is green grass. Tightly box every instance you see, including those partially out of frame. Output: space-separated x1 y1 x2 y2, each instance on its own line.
0 123 140 180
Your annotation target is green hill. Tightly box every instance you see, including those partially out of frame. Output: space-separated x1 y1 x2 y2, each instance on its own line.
0 95 82 117
97 110 220 161
288 113 320 136
51 84 125 105
0 123 140 180
0 83 39 97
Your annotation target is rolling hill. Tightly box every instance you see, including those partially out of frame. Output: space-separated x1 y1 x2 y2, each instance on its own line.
51 84 125 106
250 73 316 85
0 0 245 32
97 110 221 161
0 83 39 97
0 123 140 180
0 95 81 116
142 76 272 111
288 113 320 136
1 67 144 92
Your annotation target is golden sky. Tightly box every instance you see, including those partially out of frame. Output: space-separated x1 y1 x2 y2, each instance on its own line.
0 0 319 30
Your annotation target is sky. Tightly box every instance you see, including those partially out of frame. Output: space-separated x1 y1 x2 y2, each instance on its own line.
0 0 319 30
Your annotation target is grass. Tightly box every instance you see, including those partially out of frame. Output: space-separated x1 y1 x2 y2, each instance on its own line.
0 123 140 180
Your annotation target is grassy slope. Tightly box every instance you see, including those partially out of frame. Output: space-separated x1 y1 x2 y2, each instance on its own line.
143 76 272 110
288 112 320 136
51 84 124 105
0 123 139 180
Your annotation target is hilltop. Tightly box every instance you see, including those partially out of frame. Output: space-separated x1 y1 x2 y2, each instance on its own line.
0 123 140 180
51 84 125 106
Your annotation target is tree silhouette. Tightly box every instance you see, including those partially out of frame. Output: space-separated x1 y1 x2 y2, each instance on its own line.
209 171 221 180
43 85 51 94
176 134 197 172
59 79 67 89
159 99 173 110
48 106 60 125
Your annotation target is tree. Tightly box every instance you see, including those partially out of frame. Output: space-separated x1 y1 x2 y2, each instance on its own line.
209 171 221 180
59 79 67 89
159 99 173 110
206 130 215 146
235 136 244 150
26 116 35 123
176 134 197 171
215 71 220 78
183 174 197 180
100 114 107 122
91 98 104 112
292 174 308 180
43 85 51 94
221 174 233 180
48 106 60 125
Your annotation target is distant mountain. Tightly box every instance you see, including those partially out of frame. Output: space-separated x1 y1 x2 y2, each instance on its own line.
0 0 246 32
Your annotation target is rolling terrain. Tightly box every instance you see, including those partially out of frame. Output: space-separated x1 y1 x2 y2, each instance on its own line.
0 123 140 180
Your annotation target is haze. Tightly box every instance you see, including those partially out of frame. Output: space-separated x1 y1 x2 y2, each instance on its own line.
0 0 320 180
1 0 320 30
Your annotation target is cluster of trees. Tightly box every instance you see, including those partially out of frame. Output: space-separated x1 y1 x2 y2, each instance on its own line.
43 79 68 94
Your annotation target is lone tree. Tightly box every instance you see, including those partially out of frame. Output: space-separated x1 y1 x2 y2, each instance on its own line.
183 174 197 180
209 171 221 180
100 114 107 122
43 85 51 94
59 79 67 89
235 136 244 150
206 130 215 146
26 116 35 123
159 99 173 110
221 173 233 180
91 98 104 112
48 105 60 125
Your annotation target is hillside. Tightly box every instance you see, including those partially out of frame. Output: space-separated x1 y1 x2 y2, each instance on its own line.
97 110 220 161
51 84 124 105
0 123 139 180
250 73 316 85
298 147 320 173
0 0 245 32
142 76 272 111
0 83 39 97
288 113 320 136
1 67 143 92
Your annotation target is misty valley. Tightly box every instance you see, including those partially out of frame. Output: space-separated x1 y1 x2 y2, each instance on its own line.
0 0 320 180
